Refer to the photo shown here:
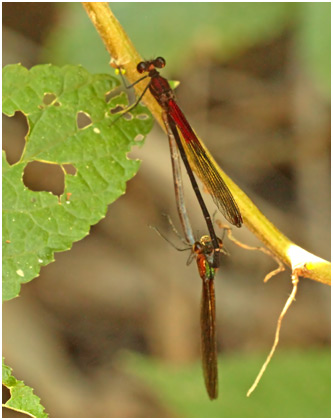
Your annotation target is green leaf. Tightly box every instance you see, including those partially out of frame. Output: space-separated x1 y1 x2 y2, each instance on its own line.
2 358 48 418
2 64 153 301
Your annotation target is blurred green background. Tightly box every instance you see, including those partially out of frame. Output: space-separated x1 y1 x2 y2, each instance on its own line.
3 3 330 418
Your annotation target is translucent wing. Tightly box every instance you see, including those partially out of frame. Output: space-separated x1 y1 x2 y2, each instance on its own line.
168 100 243 228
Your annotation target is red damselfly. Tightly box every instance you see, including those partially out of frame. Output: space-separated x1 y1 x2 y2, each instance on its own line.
125 57 242 267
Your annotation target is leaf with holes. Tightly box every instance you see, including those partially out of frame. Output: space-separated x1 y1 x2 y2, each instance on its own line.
2 358 48 418
2 64 153 301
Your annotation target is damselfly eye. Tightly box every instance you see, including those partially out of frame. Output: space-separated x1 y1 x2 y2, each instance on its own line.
193 241 202 254
137 62 147 73
154 57 166 68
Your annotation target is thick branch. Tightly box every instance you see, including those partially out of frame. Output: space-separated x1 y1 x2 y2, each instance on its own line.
82 2 331 286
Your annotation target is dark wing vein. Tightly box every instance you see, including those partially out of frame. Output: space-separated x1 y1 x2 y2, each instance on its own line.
168 101 242 227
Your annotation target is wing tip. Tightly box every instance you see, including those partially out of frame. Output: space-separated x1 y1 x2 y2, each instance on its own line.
233 214 243 228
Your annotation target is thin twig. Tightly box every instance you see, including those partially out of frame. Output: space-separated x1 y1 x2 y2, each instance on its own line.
216 221 286 282
247 270 300 397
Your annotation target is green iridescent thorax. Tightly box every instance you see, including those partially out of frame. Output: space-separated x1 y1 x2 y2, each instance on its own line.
204 259 216 279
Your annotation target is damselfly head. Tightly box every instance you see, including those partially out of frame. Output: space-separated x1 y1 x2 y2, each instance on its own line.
200 235 213 248
137 57 166 74
193 236 213 255
193 235 224 257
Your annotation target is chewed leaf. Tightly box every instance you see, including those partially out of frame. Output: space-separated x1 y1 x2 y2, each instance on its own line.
2 64 153 301
2 358 48 418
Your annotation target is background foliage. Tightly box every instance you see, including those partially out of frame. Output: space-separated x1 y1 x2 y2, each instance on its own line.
3 3 330 417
